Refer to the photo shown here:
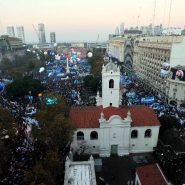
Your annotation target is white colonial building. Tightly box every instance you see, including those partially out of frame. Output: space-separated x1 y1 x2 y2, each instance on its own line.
70 60 161 157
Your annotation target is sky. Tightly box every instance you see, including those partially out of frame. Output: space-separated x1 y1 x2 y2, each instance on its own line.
0 0 184 43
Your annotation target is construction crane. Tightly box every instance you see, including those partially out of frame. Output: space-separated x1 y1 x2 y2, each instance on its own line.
32 24 41 44
96 34 99 48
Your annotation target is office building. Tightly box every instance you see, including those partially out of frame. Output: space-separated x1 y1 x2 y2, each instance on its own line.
17 26 25 43
50 32 56 44
38 23 46 44
120 23 124 35
7 26 15 37
115 26 119 35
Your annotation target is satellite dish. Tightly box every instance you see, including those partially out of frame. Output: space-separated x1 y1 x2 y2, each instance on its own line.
87 52 93 58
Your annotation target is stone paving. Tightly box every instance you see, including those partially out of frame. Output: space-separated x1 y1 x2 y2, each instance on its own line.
74 153 157 185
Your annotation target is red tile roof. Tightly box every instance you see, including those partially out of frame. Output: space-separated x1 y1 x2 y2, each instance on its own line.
136 164 168 185
70 105 161 128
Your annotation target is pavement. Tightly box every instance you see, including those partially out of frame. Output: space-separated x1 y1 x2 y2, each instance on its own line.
74 153 157 185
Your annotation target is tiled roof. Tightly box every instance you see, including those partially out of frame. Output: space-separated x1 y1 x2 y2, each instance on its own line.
69 105 161 128
136 164 167 185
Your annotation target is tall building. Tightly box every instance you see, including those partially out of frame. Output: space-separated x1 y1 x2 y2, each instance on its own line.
115 26 119 35
38 23 46 44
120 23 124 35
50 32 56 44
7 26 15 37
17 26 25 43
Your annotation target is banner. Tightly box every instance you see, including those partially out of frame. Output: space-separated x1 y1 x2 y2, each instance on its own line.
141 96 155 104
46 98 58 105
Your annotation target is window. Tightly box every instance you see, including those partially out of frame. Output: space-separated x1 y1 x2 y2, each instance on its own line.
145 129 151 138
77 131 84 140
110 103 112 106
109 79 114 88
90 131 98 140
131 130 138 138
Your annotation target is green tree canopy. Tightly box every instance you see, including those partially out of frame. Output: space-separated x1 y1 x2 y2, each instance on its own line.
0 107 17 172
31 94 75 150
83 75 100 92
87 52 103 69
25 162 55 185
5 76 45 97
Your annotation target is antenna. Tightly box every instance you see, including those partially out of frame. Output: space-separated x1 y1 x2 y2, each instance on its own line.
0 16 3 35
168 0 172 32
152 0 157 35
137 7 141 29
163 0 166 28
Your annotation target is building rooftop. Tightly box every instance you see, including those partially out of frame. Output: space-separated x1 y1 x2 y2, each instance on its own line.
136 163 168 185
70 105 161 128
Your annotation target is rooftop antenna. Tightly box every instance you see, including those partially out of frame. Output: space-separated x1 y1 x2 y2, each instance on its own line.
163 0 167 28
137 7 141 29
152 0 157 35
168 0 172 32
0 16 3 35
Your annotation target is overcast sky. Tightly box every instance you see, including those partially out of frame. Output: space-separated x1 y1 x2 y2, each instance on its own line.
0 0 184 43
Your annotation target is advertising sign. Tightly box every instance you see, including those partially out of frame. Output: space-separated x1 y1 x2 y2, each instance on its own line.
170 67 185 81
160 62 170 77
46 98 58 105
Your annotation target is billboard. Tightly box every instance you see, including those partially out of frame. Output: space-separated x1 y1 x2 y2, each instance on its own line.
170 67 185 81
160 62 170 77
46 98 58 105
141 96 155 104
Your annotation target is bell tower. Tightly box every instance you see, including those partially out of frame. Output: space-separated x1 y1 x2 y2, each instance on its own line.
101 59 121 108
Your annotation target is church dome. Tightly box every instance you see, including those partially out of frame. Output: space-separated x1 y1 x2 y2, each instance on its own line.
105 61 117 72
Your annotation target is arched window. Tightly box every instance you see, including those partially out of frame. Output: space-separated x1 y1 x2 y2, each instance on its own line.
90 131 98 140
77 131 84 140
145 129 152 138
131 130 138 138
109 79 114 88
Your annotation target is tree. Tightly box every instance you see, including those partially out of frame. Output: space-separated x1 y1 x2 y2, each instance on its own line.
25 162 55 185
159 115 181 135
83 75 100 92
6 66 26 79
87 52 103 69
26 59 36 72
0 107 17 172
31 94 75 150
1 58 14 75
5 76 45 97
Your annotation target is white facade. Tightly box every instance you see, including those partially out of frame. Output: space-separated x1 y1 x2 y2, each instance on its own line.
120 23 124 35
101 59 121 108
115 26 119 35
50 32 56 44
64 156 97 185
71 61 160 157
7 26 15 37
38 23 46 44
17 26 25 43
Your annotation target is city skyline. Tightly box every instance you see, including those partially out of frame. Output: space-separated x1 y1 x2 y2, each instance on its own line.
0 0 185 43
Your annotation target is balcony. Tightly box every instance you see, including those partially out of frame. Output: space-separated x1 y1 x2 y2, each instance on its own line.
173 88 178 91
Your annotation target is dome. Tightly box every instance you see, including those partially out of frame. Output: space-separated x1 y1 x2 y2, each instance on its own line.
105 60 117 72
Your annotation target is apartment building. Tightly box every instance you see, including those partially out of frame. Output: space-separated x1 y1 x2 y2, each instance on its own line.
107 35 185 105
133 36 185 104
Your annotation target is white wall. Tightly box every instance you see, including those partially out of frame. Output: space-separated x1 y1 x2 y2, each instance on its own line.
102 71 120 108
170 37 185 67
130 126 159 153
72 128 100 154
